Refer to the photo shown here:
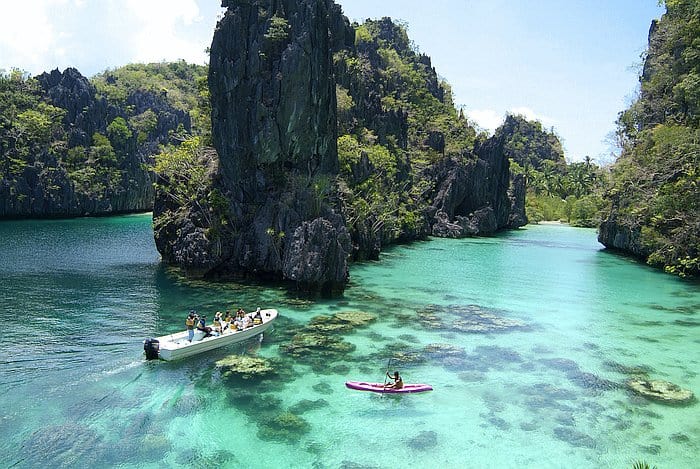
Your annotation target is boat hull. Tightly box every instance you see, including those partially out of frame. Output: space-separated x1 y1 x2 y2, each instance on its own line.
345 381 433 393
152 309 278 361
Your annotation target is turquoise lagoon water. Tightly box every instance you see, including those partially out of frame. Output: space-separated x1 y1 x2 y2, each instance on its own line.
0 215 698 468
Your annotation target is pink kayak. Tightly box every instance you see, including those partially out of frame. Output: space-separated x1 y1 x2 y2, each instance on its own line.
345 381 433 393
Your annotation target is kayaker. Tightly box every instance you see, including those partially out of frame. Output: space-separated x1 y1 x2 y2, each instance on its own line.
185 312 196 342
385 371 403 389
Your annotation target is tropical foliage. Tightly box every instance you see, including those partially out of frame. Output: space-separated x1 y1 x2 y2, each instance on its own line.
334 19 478 248
502 114 608 227
606 0 699 277
0 62 210 211
93 61 211 142
1 70 64 166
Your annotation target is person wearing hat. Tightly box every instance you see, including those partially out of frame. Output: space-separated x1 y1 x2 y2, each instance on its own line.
185 311 196 342
213 312 223 334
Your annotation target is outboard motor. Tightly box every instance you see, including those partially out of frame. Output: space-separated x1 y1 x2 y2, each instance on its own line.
143 338 160 360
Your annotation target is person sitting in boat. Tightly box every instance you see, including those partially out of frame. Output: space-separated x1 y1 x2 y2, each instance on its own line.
223 310 233 330
242 314 253 329
213 312 223 334
185 312 196 342
233 314 245 331
252 308 262 325
385 371 403 390
196 315 213 337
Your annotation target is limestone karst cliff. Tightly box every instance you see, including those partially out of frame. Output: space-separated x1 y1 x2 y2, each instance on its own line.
154 0 355 292
152 2 527 292
0 65 195 217
599 1 699 277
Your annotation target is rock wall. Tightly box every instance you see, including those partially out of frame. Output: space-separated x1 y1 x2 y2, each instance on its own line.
155 0 354 292
598 217 649 259
0 68 190 218
426 133 527 238
154 3 526 292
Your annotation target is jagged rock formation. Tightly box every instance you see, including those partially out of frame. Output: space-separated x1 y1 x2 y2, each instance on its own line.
153 3 527 292
426 129 528 238
496 114 565 170
155 0 354 292
333 16 525 255
598 218 648 259
0 67 191 217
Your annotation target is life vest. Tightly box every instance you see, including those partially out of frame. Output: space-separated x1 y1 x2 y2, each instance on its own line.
185 317 195 329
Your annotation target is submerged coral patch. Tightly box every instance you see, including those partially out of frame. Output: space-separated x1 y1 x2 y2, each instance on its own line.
539 358 619 394
406 430 438 450
304 311 376 333
552 426 596 449
603 361 654 376
369 342 426 367
422 343 467 359
19 423 105 467
416 304 529 334
627 378 695 405
282 332 356 358
312 382 334 395
289 398 329 414
258 412 311 443
216 355 276 380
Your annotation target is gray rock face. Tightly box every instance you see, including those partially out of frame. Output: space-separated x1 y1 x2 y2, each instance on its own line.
426 140 525 238
282 217 352 292
154 3 526 291
154 0 352 291
210 0 350 182
1 68 190 218
598 217 649 258
508 173 528 228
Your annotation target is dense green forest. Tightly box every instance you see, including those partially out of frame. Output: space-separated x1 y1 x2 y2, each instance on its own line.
500 114 608 227
92 62 210 141
0 26 602 227
0 61 206 216
602 0 699 277
332 18 477 244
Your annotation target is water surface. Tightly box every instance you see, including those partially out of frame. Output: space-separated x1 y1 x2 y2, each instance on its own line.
0 216 697 468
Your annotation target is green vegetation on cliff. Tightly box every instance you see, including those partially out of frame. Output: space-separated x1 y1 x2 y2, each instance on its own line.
0 62 208 217
334 18 478 250
0 69 122 204
93 61 210 141
1 70 65 174
500 114 608 227
604 0 699 277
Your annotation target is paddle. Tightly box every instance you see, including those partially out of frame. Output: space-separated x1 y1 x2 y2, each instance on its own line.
383 357 393 389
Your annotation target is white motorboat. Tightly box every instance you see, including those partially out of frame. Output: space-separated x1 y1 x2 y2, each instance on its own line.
144 309 278 361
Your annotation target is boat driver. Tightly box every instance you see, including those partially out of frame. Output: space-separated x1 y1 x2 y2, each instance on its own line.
185 311 196 342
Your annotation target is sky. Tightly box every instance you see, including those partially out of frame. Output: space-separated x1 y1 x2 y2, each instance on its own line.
0 0 664 163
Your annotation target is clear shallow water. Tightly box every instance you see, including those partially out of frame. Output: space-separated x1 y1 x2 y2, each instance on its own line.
0 216 698 468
